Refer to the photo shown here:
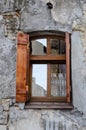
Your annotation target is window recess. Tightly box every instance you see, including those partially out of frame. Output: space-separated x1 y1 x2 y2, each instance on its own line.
16 32 73 109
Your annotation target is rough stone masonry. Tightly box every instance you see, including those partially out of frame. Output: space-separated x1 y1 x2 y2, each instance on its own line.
0 0 86 130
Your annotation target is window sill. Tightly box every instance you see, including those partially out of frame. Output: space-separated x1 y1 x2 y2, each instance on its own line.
25 102 73 109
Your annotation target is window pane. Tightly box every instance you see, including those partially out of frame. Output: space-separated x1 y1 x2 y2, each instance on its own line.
32 64 47 96
51 64 66 96
31 39 47 55
50 39 66 55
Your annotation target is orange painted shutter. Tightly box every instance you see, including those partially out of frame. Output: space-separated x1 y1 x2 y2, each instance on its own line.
16 32 30 102
65 32 71 103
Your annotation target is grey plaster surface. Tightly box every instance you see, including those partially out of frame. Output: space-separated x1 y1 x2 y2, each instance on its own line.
0 0 86 129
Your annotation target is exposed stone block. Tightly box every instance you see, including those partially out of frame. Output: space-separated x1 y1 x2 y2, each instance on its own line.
3 13 19 39
2 99 10 111
18 103 25 110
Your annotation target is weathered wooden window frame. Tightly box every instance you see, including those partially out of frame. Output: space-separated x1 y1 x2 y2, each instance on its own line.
16 31 72 109
30 36 66 102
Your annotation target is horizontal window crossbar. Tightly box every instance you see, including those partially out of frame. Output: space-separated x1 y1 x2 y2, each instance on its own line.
30 96 67 102
30 55 66 64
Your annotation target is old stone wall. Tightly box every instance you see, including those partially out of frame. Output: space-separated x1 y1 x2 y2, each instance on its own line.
0 0 86 130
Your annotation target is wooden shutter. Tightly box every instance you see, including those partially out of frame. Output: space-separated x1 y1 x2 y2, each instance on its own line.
65 32 71 103
16 32 30 102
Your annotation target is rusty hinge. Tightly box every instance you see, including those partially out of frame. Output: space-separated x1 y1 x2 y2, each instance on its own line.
27 43 29 50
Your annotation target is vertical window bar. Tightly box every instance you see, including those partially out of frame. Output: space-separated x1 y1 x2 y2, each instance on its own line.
47 37 51 97
65 32 70 103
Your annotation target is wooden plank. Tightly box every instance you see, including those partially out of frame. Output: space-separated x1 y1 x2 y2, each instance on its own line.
30 55 66 64
30 55 66 61
16 32 29 102
65 32 71 103
29 32 65 40
30 96 67 102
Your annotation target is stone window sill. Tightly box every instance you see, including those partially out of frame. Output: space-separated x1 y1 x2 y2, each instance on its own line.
25 102 73 109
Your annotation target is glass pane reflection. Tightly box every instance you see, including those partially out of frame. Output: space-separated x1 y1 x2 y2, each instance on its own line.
31 39 47 55
51 64 66 97
50 39 66 55
32 64 47 96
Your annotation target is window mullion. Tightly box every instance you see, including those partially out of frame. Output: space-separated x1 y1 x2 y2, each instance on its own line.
47 37 51 97
65 32 70 103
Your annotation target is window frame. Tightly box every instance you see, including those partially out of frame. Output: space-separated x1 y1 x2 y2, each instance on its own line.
29 34 70 103
16 31 73 109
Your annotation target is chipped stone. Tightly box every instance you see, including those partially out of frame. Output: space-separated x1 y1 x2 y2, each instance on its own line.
2 99 10 111
4 13 19 39
10 98 16 106
18 103 25 110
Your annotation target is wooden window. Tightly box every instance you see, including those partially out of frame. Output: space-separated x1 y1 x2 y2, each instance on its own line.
16 32 72 109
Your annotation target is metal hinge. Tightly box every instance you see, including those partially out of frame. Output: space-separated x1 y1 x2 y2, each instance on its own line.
27 43 29 50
